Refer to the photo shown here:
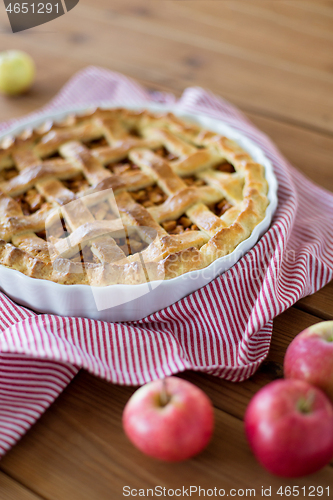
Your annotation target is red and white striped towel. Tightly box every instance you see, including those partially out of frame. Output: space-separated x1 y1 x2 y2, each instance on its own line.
0 67 332 457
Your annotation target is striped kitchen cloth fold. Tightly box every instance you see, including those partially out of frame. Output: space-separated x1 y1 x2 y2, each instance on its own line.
0 66 332 456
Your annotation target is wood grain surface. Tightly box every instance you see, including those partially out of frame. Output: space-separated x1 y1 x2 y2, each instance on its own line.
0 1 332 499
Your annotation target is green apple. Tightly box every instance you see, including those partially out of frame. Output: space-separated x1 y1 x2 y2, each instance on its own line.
0 50 35 96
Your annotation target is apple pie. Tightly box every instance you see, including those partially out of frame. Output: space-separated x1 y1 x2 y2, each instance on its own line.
0 108 268 285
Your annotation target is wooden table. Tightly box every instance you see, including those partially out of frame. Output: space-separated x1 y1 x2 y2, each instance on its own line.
0 1 333 498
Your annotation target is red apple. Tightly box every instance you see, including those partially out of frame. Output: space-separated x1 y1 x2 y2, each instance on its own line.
284 321 333 401
122 376 214 461
244 379 333 477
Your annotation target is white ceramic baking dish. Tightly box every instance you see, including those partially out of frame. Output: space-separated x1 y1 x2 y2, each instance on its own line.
0 103 278 322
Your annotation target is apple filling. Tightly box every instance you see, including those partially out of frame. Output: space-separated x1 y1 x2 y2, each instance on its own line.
15 188 46 215
85 137 109 149
62 173 90 193
45 217 70 241
131 185 167 208
215 161 235 173
0 167 19 181
106 158 140 176
113 229 149 256
183 176 207 187
70 246 95 266
154 146 179 161
162 216 199 235
209 199 233 217
45 151 63 160
89 201 117 221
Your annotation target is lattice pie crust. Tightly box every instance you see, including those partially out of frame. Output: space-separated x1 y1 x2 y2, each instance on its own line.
0 108 268 285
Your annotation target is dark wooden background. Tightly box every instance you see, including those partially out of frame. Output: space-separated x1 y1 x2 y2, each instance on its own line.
0 1 332 499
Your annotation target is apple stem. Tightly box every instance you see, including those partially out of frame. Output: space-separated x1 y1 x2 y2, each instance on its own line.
159 378 171 407
297 391 316 414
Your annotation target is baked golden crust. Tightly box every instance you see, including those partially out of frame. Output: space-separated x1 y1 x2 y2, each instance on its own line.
0 108 269 285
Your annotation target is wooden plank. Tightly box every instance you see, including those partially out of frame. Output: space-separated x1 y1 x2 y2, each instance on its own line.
188 0 333 51
0 0 332 132
116 0 333 72
0 56 84 122
1 309 332 500
1 66 333 193
0 472 43 500
1 375 333 500
297 281 333 320
0 39 332 193
0 46 332 194
247 111 333 191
